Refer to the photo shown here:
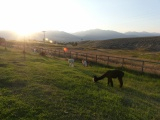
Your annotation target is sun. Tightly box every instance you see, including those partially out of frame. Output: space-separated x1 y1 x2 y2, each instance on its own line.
14 26 36 36
1 0 97 35
11 19 40 37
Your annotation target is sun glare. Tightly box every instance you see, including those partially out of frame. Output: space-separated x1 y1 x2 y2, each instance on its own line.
0 0 96 35
14 26 37 36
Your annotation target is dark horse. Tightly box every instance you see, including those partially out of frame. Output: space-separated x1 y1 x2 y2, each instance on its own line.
93 70 124 88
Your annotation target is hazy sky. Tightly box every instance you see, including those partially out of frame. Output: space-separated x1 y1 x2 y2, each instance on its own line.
0 0 160 35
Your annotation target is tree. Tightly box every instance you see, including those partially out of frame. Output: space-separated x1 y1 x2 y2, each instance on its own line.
0 37 5 43
0 37 7 50
70 42 78 46
0 37 5 45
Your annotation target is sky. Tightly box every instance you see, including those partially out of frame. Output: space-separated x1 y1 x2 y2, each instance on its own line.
0 0 160 35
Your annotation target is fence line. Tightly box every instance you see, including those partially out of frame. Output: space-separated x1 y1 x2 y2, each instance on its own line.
3 43 159 75
35 47 160 75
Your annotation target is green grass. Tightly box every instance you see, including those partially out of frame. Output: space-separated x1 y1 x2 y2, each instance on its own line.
0 46 160 120
95 49 160 61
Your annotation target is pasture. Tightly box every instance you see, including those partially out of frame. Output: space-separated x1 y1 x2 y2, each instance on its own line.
0 46 160 120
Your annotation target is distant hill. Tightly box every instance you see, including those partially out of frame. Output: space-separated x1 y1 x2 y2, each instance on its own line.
0 31 18 40
77 36 160 51
0 30 81 42
1 29 160 42
30 31 81 42
125 31 160 37
73 29 160 40
73 29 127 40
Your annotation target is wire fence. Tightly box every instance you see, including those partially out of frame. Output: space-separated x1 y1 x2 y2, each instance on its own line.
35 47 160 75
1 42 160 75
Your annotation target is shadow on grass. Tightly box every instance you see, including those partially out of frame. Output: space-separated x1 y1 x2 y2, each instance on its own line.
0 64 8 67
92 80 160 108
0 77 27 89
122 86 160 103
0 77 12 88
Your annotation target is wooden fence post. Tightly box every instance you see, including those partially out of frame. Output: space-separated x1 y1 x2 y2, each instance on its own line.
86 53 87 60
64 51 66 58
55 50 57 56
70 51 72 58
107 56 110 65
96 55 97 63
121 58 124 68
58 50 60 57
142 61 144 72
76 52 78 59
51 50 53 57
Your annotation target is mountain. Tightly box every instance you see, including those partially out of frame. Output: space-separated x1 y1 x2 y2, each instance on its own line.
77 36 160 51
30 31 81 42
0 30 81 42
0 31 18 40
1 29 160 42
44 31 81 42
73 29 127 40
30 31 80 42
125 31 160 37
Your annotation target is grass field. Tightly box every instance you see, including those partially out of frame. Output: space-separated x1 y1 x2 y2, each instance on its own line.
0 46 160 120
71 48 160 61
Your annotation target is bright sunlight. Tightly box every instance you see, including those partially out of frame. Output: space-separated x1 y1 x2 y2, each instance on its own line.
0 0 95 35
1 0 160 34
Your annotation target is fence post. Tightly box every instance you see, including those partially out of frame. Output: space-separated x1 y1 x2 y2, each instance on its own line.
76 52 78 59
55 50 57 56
142 61 144 72
64 51 66 58
70 51 72 58
46 49 48 54
96 55 97 63
51 50 53 57
59 50 60 57
54 50 55 56
86 53 87 60
107 56 110 65
121 58 124 68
